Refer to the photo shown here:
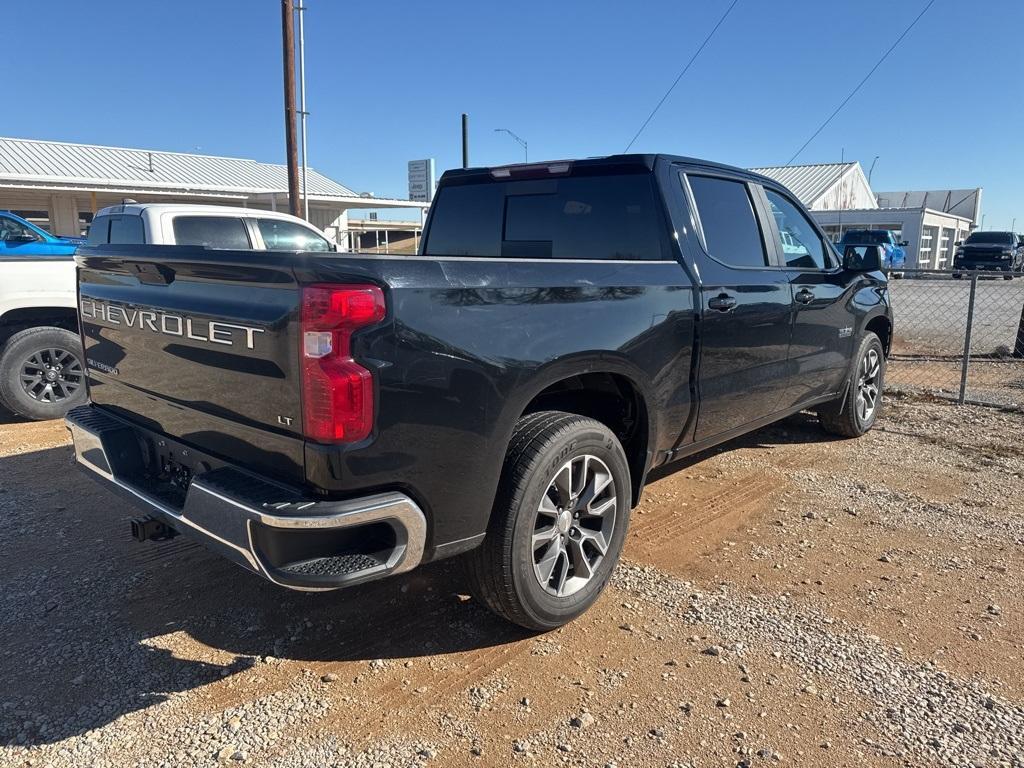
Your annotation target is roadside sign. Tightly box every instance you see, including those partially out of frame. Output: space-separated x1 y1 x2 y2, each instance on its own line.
408 159 435 202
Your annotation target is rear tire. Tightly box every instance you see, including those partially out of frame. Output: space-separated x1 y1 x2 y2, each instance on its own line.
818 332 885 438
464 411 631 631
0 327 87 421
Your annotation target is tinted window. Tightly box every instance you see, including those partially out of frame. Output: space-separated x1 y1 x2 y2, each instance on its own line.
86 216 111 245
257 218 330 251
172 216 251 249
965 231 1014 245
108 215 144 244
423 183 503 256
840 230 890 245
687 175 768 268
424 173 669 260
764 189 830 269
0 216 40 243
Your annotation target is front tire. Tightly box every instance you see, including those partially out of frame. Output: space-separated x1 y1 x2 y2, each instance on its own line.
0 327 87 421
818 332 885 438
465 411 632 630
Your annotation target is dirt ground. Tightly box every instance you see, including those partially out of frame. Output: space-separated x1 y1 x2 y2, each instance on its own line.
1 396 1022 768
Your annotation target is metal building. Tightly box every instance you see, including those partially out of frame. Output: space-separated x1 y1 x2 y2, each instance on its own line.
0 136 427 249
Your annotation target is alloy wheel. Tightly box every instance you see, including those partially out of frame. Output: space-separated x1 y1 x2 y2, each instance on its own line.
20 347 84 404
856 348 881 423
532 454 617 597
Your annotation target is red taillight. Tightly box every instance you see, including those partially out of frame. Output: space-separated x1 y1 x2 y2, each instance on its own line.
300 284 385 443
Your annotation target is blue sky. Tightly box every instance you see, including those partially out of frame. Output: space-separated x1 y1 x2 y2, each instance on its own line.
9 0 1023 227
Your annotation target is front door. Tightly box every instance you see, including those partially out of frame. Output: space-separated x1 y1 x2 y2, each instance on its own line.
680 172 794 443
760 187 857 407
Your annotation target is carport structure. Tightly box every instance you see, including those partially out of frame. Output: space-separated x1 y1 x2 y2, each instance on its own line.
0 136 427 249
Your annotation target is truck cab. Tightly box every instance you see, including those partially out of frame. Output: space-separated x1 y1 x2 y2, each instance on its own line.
87 203 333 251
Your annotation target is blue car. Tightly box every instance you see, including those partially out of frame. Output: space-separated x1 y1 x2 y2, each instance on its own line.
0 211 84 257
838 230 907 273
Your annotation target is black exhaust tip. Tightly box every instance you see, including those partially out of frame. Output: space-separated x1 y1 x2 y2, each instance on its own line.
130 516 177 542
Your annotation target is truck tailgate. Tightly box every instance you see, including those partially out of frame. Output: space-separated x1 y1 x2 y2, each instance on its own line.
77 247 305 483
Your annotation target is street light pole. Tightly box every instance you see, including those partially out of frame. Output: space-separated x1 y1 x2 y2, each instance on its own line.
297 1 310 221
867 155 879 186
494 128 528 162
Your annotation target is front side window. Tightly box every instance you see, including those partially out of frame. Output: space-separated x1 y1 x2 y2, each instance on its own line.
764 189 830 269
0 216 39 243
257 219 331 251
423 172 670 261
686 175 768 268
172 216 251 249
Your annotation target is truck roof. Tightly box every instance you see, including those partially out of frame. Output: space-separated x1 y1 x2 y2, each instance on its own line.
442 153 771 185
92 202 314 223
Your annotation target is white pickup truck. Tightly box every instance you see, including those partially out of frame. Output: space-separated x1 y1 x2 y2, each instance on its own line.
0 204 332 420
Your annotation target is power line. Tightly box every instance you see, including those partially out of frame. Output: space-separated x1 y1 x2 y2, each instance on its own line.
785 0 935 166
623 0 740 153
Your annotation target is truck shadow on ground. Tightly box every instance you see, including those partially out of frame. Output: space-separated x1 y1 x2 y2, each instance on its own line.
0 411 830 746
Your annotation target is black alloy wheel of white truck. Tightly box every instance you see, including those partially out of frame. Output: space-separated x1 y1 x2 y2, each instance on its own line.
0 327 87 421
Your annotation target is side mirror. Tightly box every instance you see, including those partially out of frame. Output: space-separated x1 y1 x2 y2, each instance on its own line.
899 240 909 247
955 240 963 246
843 244 883 272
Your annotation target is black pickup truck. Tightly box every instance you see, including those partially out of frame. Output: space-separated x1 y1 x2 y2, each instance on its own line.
953 230 1023 279
67 154 892 630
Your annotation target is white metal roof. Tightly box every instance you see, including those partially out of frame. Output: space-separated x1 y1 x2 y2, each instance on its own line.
749 162 858 206
0 136 357 198
875 189 982 224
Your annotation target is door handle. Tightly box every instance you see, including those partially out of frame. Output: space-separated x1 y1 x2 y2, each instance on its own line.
795 288 815 304
708 293 737 312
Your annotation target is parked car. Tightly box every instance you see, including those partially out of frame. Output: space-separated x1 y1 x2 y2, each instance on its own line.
0 205 331 421
838 230 907 274
0 210 84 256
67 154 893 630
0 212 88 420
953 231 1022 280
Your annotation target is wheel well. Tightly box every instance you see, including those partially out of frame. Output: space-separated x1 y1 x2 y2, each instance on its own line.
865 315 891 356
0 308 79 347
521 372 649 507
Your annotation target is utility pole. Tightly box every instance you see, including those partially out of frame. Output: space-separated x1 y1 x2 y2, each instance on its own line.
461 113 470 169
868 155 879 186
281 0 301 217
297 1 309 221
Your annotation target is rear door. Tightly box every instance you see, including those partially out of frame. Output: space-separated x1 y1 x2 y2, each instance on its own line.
759 185 857 407
679 169 793 443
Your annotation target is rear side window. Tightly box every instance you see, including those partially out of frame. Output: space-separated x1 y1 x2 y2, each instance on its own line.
86 214 144 245
86 216 110 245
686 175 768 268
257 218 331 251
172 216 251 249
424 173 670 260
109 215 144 244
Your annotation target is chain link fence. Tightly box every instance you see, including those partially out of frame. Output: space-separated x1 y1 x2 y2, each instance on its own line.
885 269 1024 411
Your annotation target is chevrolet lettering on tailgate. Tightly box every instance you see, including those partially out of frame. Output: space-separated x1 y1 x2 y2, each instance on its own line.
80 299 265 350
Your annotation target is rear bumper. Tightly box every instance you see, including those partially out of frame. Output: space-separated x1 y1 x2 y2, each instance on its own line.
65 405 426 591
